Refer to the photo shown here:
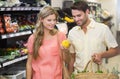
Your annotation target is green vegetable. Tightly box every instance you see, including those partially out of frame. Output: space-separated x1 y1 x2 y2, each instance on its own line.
71 73 75 79
95 70 103 73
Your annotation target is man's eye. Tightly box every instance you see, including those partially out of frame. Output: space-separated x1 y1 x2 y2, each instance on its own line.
73 16 76 18
77 15 81 17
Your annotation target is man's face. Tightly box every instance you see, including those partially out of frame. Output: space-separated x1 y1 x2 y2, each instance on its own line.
72 9 88 26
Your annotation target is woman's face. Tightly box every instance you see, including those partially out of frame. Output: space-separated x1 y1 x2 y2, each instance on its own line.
41 14 57 30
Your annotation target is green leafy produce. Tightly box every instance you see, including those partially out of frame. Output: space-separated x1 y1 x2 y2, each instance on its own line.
95 70 103 73
71 73 75 79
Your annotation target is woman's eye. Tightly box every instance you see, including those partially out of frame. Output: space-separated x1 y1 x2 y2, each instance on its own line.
47 19 51 21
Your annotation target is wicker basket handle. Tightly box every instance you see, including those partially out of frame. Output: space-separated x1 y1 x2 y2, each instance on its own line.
83 59 100 72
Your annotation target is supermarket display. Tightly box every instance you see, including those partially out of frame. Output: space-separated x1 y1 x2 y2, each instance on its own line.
0 0 51 78
0 0 49 8
100 10 114 29
57 8 74 23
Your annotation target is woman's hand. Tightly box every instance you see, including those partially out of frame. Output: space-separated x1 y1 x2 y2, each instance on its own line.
61 39 71 53
61 39 71 64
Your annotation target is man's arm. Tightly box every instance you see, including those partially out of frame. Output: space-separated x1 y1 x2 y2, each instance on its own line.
92 47 119 64
101 47 119 58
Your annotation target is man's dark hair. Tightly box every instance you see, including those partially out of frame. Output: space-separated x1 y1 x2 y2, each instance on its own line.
71 1 89 12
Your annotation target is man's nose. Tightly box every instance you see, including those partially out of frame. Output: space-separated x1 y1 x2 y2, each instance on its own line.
74 17 79 21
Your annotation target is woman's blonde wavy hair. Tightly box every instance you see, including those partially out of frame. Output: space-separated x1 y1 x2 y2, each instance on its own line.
33 6 58 59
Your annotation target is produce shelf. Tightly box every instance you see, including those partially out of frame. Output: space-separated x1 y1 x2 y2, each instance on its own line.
0 30 32 39
0 55 27 68
0 7 42 11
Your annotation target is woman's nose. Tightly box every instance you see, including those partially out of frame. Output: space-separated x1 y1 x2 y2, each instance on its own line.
51 21 56 25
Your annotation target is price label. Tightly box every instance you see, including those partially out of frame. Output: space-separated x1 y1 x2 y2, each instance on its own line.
6 8 11 11
2 35 7 39
0 8 5 11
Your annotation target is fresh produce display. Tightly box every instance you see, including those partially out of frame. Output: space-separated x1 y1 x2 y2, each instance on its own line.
64 16 74 23
0 14 36 34
0 27 4 34
19 25 35 31
19 48 28 55
4 14 15 33
0 3 44 75
57 8 74 23
0 47 28 60
0 16 5 34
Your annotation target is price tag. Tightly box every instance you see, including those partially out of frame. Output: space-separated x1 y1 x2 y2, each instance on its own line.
16 7 20 11
20 7 25 11
0 8 5 11
26 31 32 34
28 7 31 10
12 7 17 11
15 32 21 36
9 34 14 37
32 7 36 10
21 32 26 35
6 8 11 11
2 35 7 39
24 7 28 10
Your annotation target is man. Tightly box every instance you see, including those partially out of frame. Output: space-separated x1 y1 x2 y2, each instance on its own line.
68 1 119 75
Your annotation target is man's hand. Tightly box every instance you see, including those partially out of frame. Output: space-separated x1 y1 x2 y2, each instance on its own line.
92 53 102 64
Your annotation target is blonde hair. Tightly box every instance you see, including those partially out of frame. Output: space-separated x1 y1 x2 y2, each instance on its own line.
33 6 58 59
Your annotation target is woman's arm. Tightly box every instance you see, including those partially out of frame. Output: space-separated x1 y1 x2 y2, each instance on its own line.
26 54 33 79
68 53 75 75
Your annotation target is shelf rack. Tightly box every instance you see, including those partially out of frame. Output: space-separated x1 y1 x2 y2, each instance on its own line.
0 7 42 11
0 55 27 68
0 30 32 39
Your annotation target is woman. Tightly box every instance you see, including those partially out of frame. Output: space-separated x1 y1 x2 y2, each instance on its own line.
26 6 67 79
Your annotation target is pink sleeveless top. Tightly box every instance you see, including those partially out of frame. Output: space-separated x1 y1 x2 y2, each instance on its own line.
27 32 66 79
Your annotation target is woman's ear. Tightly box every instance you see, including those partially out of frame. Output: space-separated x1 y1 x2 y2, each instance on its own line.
39 17 43 22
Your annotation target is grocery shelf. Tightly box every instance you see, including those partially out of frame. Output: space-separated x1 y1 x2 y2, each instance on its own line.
0 30 32 39
0 4 39 74
0 7 42 11
4 70 26 79
33 29 35 33
0 55 27 68
0 4 38 73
